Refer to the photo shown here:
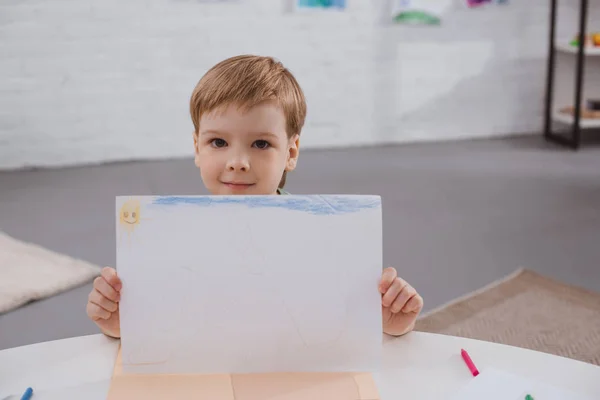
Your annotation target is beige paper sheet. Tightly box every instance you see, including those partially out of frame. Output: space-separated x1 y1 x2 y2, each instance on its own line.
107 348 380 400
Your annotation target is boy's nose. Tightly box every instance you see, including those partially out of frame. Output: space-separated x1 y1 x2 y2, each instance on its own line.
226 157 250 172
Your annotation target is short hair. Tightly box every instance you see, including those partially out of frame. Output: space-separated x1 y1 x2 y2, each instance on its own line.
190 55 307 188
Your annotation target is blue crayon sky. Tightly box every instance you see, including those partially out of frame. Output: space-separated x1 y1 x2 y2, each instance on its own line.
150 195 380 216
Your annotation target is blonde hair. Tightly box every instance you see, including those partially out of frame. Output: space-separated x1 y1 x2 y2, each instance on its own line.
190 55 307 189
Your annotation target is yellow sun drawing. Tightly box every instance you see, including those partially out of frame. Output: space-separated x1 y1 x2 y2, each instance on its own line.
120 199 141 231
118 198 148 245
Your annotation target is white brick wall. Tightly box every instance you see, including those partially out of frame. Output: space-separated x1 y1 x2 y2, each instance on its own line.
0 0 579 169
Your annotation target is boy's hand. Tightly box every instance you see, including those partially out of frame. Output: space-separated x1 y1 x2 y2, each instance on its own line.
379 267 423 336
86 267 122 338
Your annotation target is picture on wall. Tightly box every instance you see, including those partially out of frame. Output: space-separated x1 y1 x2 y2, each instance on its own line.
465 0 508 7
297 0 346 9
390 0 451 26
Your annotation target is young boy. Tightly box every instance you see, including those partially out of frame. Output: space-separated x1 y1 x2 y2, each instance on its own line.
86 55 423 339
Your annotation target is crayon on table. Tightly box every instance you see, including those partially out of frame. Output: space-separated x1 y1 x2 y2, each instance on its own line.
460 348 479 377
20 387 33 400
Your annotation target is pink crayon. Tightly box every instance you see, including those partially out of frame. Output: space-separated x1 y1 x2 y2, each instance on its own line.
461 348 480 377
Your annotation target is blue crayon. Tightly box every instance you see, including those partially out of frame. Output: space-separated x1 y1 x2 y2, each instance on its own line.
20 387 33 400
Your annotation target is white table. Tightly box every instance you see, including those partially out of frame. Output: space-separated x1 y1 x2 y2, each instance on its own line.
1 332 599 399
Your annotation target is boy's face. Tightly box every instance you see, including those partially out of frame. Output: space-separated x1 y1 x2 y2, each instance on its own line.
194 102 299 195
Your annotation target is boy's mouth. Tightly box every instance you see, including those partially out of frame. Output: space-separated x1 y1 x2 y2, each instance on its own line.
221 182 255 190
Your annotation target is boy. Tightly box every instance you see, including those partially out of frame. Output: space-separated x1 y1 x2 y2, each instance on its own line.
86 55 423 339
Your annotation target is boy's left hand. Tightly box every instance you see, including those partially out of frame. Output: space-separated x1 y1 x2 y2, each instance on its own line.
379 267 423 336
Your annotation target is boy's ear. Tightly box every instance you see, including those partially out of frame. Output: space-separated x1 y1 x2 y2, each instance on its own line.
193 132 201 168
285 134 300 172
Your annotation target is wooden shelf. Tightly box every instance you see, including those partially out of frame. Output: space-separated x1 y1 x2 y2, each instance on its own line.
555 42 600 56
553 111 600 128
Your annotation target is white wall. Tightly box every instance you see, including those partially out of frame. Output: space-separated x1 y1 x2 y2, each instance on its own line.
0 0 559 169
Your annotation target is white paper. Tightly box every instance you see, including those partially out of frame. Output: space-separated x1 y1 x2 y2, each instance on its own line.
116 195 382 374
449 368 596 400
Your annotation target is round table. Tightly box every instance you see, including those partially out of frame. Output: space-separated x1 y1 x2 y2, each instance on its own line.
1 332 599 399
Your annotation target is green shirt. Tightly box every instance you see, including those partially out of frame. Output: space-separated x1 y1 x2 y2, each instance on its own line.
277 188 290 195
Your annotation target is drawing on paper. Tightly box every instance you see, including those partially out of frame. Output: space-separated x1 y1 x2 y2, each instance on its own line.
151 196 366 347
117 195 383 375
119 198 141 233
150 195 379 215
117 197 151 245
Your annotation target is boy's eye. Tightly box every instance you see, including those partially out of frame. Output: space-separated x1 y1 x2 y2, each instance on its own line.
253 140 270 149
210 138 227 148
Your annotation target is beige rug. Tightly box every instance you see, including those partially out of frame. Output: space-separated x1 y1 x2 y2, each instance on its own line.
0 231 101 314
415 269 600 365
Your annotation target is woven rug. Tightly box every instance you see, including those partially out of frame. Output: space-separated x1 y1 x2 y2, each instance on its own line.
0 231 101 314
415 269 600 365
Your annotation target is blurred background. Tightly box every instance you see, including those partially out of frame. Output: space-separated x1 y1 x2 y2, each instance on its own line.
1 0 599 356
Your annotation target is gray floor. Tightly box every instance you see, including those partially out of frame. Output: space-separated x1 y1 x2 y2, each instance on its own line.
1 136 600 350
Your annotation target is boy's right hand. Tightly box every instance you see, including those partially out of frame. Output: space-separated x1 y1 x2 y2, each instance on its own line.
86 267 122 338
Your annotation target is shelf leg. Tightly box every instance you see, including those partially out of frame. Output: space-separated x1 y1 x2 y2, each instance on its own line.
543 0 557 140
572 0 589 150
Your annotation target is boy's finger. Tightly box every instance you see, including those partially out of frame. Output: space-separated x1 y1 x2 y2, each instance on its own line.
379 267 397 293
402 294 423 313
94 277 120 302
101 267 122 291
390 285 416 313
89 289 118 312
382 278 406 307
86 302 111 320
